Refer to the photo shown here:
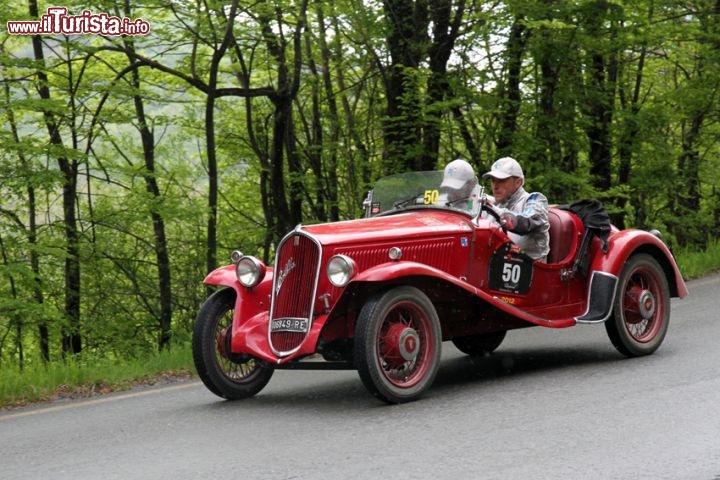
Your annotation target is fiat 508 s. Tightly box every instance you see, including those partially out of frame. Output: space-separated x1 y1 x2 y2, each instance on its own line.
192 170 688 404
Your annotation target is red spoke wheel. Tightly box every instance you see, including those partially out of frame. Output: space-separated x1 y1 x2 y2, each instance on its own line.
354 286 441 404
193 288 274 399
605 254 670 357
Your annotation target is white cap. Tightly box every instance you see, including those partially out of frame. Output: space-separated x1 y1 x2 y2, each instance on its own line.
441 159 476 189
482 156 524 180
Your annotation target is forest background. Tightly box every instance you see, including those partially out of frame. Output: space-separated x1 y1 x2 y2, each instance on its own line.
1 0 719 373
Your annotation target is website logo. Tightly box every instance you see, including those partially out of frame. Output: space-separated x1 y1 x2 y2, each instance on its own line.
7 7 150 36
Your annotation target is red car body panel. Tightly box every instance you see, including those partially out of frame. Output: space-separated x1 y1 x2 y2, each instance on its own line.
303 211 476 242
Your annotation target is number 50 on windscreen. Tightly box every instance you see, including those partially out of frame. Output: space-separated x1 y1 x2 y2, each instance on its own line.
423 190 439 205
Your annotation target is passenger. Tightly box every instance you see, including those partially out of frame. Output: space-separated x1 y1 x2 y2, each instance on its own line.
482 157 550 262
440 158 482 211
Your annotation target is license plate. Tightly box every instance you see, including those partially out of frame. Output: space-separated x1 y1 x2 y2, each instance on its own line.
270 318 309 333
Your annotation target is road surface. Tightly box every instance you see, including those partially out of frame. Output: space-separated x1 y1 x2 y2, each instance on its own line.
2 274 719 480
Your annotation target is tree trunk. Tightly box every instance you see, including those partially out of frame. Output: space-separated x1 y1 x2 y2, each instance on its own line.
30 0 81 356
2 72 49 362
0 235 23 369
422 0 465 170
615 40 647 229
123 34 174 350
259 1 308 243
204 0 239 283
581 1 619 192
381 0 428 172
311 1 340 222
496 17 526 156
331 3 372 213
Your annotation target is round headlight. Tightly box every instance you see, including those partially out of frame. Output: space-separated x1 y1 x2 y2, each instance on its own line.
235 256 265 288
327 255 356 287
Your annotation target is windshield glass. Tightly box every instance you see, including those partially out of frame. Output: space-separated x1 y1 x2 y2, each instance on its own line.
364 170 484 218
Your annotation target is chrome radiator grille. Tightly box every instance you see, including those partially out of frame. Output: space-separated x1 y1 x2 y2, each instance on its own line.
269 232 321 356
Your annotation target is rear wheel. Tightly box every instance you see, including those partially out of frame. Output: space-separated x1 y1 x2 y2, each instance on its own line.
452 331 507 356
354 286 442 404
193 288 274 399
605 254 670 357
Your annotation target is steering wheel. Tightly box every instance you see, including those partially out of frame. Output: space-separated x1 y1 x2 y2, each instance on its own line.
481 203 507 234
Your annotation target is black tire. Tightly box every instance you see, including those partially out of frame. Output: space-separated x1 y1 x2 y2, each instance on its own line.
605 254 670 357
354 286 442 404
452 331 507 356
192 288 274 399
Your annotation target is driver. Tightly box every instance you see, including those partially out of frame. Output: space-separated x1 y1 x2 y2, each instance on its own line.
482 156 550 262
440 158 482 210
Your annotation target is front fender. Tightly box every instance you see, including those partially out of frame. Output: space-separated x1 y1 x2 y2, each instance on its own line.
203 264 239 289
353 261 475 292
203 264 274 332
231 310 328 365
590 229 688 298
350 261 576 328
204 264 275 298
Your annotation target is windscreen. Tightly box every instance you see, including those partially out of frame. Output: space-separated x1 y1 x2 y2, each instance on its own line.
364 170 483 218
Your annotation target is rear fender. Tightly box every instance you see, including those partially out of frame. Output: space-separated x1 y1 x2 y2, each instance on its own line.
575 229 688 325
589 229 688 298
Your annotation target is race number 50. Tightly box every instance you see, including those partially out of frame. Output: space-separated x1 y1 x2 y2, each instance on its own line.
488 243 534 295
502 262 522 284
423 189 439 205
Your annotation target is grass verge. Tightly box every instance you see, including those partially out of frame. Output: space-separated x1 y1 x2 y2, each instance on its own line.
0 344 195 410
674 239 720 280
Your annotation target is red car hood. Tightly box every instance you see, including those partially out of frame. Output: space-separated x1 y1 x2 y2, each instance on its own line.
299 210 475 246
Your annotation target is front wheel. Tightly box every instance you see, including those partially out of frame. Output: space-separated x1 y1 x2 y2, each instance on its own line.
605 254 670 357
354 286 442 404
193 288 274 399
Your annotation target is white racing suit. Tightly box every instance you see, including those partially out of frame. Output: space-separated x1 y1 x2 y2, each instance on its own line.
489 187 550 262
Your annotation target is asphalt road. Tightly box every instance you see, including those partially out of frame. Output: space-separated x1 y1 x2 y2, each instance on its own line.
2 274 720 480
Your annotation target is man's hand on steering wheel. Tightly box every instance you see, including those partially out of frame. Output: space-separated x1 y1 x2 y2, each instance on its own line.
480 201 505 231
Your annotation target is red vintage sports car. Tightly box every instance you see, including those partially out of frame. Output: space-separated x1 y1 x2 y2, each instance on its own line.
193 170 688 404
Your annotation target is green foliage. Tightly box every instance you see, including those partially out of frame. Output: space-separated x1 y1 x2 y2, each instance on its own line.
0 0 718 374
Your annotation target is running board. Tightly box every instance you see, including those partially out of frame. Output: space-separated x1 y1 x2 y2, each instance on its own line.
575 271 618 324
